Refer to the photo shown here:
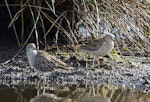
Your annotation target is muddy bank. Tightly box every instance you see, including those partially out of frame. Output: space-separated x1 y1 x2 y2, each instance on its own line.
0 47 149 92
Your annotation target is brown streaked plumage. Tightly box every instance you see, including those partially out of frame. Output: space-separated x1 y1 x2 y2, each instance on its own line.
26 43 73 72
81 34 114 69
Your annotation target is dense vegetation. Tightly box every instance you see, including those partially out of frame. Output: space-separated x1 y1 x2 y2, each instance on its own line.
0 0 149 54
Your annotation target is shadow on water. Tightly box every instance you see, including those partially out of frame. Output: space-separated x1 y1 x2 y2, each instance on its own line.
0 84 149 102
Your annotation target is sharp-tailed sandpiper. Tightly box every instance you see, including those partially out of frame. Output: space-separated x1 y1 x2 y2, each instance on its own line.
26 43 73 72
81 34 114 69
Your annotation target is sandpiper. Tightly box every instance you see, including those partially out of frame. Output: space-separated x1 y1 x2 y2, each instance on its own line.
81 34 114 69
26 43 73 72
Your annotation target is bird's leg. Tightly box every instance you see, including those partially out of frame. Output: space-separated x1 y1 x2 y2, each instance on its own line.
96 57 100 69
92 56 96 68
86 58 88 69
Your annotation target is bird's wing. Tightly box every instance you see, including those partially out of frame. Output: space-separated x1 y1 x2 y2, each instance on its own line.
81 38 105 51
34 51 73 71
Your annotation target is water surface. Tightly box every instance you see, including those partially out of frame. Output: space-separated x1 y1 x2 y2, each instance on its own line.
0 84 149 102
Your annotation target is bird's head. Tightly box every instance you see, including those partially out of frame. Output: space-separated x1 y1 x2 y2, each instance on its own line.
103 34 114 41
26 43 37 52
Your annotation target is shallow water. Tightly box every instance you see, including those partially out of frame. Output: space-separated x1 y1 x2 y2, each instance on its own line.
0 84 149 102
